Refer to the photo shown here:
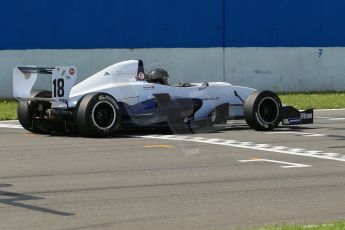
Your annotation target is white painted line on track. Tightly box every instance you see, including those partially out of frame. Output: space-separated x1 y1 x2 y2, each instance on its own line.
0 124 23 129
238 158 311 168
315 117 345 120
0 120 19 123
329 118 345 121
315 108 345 111
316 116 345 121
138 135 345 162
266 131 326 137
2 121 345 163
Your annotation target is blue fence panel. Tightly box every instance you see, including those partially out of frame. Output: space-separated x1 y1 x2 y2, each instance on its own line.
1 0 345 49
226 0 345 47
0 0 223 49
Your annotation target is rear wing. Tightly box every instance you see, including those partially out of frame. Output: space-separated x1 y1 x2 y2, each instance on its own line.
13 66 77 105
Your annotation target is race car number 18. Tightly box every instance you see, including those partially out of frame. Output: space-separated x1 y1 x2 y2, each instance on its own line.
53 78 64 97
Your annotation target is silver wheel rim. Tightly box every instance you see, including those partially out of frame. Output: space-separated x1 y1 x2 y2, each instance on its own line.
257 97 279 125
91 100 116 130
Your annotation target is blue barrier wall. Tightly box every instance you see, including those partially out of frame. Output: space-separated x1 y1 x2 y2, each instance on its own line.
0 0 223 49
227 0 345 47
1 0 345 49
0 0 345 50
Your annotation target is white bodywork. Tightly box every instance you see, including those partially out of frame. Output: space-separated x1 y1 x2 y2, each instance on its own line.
14 60 256 119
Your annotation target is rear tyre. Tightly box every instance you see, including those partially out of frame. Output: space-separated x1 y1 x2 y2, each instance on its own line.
76 93 121 137
17 90 52 133
244 90 282 131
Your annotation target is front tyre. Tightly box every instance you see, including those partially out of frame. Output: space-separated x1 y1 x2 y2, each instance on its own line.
76 93 121 137
244 90 282 131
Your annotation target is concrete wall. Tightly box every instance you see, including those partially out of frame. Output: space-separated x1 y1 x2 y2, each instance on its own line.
226 48 345 92
0 49 223 97
2 47 345 97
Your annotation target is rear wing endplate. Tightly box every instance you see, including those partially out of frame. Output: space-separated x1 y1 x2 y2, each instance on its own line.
13 66 77 105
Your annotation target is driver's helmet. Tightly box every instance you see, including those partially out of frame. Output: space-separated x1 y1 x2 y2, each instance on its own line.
147 68 169 85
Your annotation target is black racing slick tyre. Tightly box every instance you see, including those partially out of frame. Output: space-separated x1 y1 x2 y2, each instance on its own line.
244 90 282 131
76 93 121 137
17 90 52 133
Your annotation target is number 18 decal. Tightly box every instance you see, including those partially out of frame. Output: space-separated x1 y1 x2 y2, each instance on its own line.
52 66 77 101
53 78 65 97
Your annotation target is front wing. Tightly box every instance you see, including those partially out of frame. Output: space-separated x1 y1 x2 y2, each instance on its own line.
281 106 313 125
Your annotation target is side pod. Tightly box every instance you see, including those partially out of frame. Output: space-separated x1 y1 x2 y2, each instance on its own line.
281 106 313 125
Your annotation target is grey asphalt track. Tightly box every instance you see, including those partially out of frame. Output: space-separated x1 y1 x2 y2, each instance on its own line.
0 110 345 230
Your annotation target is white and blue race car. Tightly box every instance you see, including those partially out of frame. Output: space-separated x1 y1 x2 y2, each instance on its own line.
13 60 313 137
